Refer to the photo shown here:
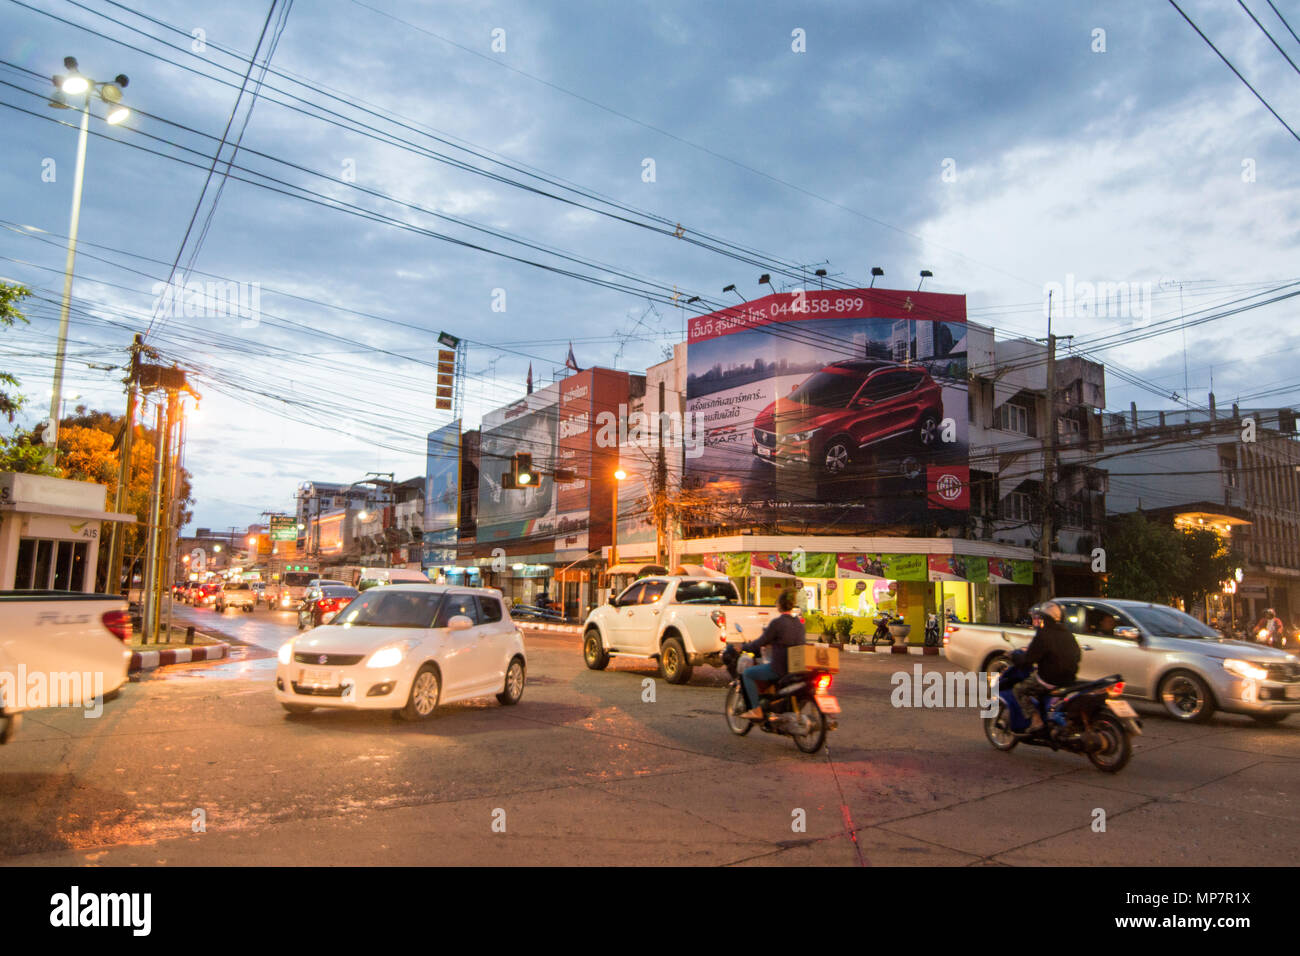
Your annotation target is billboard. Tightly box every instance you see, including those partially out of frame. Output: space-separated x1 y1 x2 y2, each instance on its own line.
685 288 969 530
476 370 627 550
423 420 461 568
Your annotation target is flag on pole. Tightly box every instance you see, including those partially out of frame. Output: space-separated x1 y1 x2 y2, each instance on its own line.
565 342 580 372
526 363 533 394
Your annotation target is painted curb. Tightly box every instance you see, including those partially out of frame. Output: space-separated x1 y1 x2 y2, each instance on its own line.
130 642 230 672
845 645 946 657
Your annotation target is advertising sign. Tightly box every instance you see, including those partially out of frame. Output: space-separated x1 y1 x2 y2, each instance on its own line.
835 553 928 581
423 420 461 568
685 288 969 530
268 516 297 541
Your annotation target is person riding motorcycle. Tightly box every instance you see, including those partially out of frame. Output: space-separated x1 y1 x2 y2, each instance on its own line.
1011 601 1081 733
738 589 806 720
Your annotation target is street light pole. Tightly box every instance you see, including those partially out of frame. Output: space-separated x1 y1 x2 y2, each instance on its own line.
48 92 91 451
611 469 626 569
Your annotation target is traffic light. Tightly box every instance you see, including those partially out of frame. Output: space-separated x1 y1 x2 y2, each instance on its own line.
501 452 533 489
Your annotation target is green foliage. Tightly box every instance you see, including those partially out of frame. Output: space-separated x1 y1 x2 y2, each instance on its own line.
1101 513 1238 609
1178 527 1241 611
0 282 33 423
834 616 854 640
804 610 833 638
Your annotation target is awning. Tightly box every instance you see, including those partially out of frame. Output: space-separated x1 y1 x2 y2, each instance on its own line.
0 502 135 523
608 563 669 577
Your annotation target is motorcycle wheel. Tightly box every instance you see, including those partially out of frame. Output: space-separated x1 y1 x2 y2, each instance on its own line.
791 697 827 754
724 684 753 736
984 700 1019 751
1086 714 1132 773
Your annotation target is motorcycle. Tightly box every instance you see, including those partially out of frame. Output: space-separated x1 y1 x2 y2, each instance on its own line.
871 611 904 646
924 613 941 647
721 643 838 754
983 663 1140 773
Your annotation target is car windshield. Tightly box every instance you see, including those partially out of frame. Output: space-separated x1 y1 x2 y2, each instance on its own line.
1125 605 1219 638
788 369 864 408
283 572 314 588
674 580 740 604
335 589 443 628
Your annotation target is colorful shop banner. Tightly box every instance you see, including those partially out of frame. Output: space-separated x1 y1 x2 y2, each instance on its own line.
928 554 968 582
702 552 752 577
836 553 928 581
984 557 1035 585
964 556 989 583
751 551 836 578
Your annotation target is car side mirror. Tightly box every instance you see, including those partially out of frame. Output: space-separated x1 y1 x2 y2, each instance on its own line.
447 615 474 631
1113 626 1140 640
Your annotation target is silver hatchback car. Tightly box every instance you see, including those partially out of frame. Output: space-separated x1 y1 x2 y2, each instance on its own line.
946 598 1300 725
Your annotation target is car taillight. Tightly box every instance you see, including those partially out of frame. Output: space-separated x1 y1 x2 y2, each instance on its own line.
102 609 131 642
814 673 832 694
1108 682 1125 696
945 624 958 633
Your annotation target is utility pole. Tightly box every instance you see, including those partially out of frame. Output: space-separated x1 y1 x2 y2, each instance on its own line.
655 380 667 567
107 334 143 595
1040 294 1057 601
141 398 165 643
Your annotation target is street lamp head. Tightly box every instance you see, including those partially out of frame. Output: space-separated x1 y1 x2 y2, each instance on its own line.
60 73 89 95
63 56 79 71
614 469 627 481
105 105 129 125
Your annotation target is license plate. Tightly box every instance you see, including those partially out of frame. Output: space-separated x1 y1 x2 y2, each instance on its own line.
814 694 841 714
1285 684 1300 700
1106 699 1137 718
300 668 337 688
756 445 771 458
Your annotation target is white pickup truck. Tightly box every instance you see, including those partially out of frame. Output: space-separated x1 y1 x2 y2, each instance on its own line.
0 591 133 742
581 575 779 683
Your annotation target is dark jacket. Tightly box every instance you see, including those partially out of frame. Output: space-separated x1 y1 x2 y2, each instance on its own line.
1018 617 1081 687
742 612 806 678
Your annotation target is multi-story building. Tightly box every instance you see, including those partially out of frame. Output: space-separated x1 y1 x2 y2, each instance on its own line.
1103 404 1300 623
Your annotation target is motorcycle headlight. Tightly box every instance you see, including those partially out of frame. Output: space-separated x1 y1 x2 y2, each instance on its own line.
366 639 420 669
277 641 293 665
1223 658 1268 682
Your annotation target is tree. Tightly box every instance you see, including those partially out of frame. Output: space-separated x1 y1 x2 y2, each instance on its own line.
0 282 62 477
1178 527 1241 615
1102 513 1190 604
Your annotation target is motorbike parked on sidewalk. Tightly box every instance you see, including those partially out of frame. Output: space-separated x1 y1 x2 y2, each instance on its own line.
721 642 838 754
871 611 904 646
983 663 1140 773
924 613 941 647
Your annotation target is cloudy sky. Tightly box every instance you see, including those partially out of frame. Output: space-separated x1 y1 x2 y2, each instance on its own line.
2 0 1298 532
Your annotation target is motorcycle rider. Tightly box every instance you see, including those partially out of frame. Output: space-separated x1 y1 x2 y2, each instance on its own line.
739 589 806 720
1012 601 1081 734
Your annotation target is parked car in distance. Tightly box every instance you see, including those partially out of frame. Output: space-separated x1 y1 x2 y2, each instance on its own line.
944 597 1300 725
0 591 132 743
275 584 526 720
752 360 944 476
355 567 429 591
216 582 256 613
581 575 780 684
297 584 359 629
194 582 223 608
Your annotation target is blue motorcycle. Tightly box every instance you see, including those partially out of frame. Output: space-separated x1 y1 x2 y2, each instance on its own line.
984 662 1140 773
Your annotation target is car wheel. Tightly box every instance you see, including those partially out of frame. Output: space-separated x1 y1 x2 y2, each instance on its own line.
497 656 526 705
281 703 314 715
1252 712 1289 726
1158 670 1216 723
821 438 853 477
659 636 693 684
399 665 441 721
917 411 940 448
583 628 610 670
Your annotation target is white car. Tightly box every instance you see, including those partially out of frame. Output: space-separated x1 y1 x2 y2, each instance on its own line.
274 584 527 720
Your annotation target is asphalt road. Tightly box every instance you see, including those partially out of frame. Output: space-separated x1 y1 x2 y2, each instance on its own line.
1 604 1297 866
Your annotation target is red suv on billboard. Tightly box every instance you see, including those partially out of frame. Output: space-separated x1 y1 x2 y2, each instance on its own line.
752 360 944 476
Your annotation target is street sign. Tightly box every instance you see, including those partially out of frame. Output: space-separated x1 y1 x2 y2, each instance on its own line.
269 516 297 541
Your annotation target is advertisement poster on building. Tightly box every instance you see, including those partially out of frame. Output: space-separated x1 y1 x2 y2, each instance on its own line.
422 420 461 568
685 288 969 531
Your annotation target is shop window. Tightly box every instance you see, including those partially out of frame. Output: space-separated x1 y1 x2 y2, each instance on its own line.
14 538 86 591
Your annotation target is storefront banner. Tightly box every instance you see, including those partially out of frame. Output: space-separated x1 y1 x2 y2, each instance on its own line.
836 553 927 581
1012 560 1034 585
703 552 752 577
964 556 989 584
928 554 968 582
751 551 836 578
986 557 1018 585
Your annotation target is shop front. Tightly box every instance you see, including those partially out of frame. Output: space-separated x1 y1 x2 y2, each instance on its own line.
679 538 1036 643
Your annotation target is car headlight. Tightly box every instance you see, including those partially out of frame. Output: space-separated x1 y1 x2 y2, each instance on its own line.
1223 658 1269 682
277 641 294 665
366 639 420 669
787 428 820 442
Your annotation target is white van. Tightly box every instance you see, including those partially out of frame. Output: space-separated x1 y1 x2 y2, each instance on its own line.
354 567 429 591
